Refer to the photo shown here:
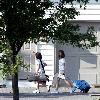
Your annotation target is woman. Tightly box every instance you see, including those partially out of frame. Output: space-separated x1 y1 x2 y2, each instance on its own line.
33 52 47 93
52 50 73 93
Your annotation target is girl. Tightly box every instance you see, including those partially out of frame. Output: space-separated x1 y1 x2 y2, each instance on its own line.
33 52 47 93
52 50 73 93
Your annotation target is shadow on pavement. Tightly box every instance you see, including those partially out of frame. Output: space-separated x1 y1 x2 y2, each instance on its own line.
0 92 89 98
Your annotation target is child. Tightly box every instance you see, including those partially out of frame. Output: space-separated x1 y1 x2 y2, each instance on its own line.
33 52 47 93
51 50 73 93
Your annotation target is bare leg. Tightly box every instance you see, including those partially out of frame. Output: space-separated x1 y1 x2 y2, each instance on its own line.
64 79 73 87
33 81 40 93
55 78 60 90
34 81 39 90
37 81 39 90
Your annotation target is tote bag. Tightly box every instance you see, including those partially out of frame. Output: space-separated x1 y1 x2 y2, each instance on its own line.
39 70 47 81
39 59 47 81
27 73 39 82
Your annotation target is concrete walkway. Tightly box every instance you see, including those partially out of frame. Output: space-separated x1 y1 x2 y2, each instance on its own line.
0 92 93 100
0 87 100 100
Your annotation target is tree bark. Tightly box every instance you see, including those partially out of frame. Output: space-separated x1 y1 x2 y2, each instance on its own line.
12 55 19 100
9 40 24 100
12 72 19 100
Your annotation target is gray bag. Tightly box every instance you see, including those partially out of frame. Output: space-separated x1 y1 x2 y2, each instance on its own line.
27 74 39 82
39 71 47 81
39 59 47 81
28 59 48 82
52 73 59 87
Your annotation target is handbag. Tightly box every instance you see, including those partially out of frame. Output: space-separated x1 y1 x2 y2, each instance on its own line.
28 59 49 82
39 70 47 81
27 73 39 82
52 73 59 87
39 59 47 81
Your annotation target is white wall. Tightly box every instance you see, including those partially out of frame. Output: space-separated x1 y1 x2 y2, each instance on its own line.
37 41 55 85
56 22 100 85
75 5 100 21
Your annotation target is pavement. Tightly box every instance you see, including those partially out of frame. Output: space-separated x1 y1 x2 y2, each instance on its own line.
0 86 100 100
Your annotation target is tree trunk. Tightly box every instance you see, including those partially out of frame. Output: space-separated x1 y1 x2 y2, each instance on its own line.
8 40 24 100
12 55 19 100
12 73 19 100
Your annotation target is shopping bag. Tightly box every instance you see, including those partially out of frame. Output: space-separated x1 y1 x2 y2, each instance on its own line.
39 71 47 81
27 74 39 82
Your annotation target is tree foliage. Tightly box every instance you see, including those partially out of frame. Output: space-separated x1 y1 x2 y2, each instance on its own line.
0 50 25 79
0 0 99 50
0 35 27 79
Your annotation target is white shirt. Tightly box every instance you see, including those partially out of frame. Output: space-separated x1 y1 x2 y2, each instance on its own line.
35 59 45 73
59 58 65 73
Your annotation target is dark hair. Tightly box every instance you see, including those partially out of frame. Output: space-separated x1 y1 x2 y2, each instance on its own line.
35 52 42 59
58 50 65 59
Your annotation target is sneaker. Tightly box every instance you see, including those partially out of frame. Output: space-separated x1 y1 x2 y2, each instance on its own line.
33 89 40 93
51 90 59 93
69 87 76 93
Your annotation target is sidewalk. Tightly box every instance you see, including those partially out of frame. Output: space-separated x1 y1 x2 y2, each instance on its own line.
0 87 100 100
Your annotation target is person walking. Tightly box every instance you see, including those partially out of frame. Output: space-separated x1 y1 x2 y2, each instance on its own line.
33 52 48 93
51 50 73 93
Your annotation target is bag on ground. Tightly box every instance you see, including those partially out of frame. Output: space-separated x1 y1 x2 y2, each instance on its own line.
72 80 91 93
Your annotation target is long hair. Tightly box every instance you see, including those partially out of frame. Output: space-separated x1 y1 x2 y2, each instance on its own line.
58 50 65 59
